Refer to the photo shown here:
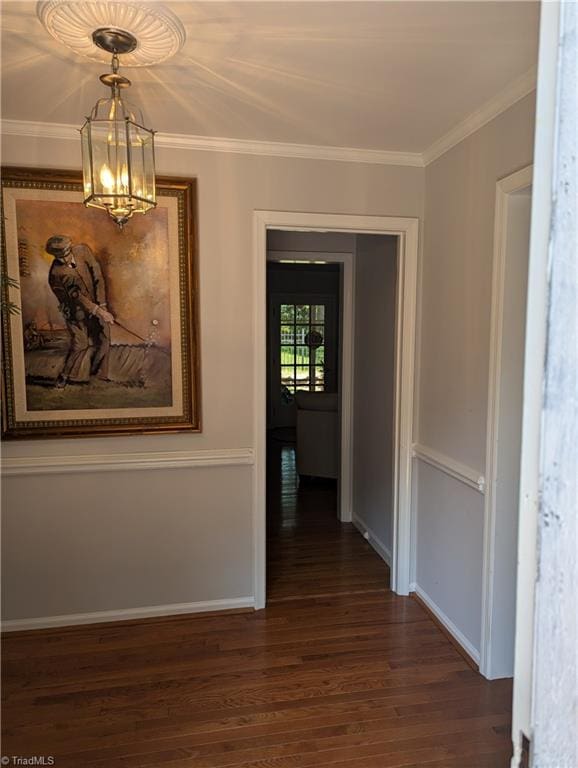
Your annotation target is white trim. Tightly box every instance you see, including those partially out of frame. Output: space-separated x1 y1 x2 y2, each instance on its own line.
531 3 577 763
0 119 78 143
340 254 355 524
412 583 481 665
422 67 537 166
393 227 419 595
511 4 561 763
1 448 254 477
409 227 426 592
1 597 255 633
353 516 392 567
480 165 533 680
254 211 419 604
0 119 423 168
253 213 268 611
266 250 355 524
412 443 485 494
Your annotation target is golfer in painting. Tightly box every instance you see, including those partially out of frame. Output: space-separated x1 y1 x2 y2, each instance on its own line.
45 235 115 388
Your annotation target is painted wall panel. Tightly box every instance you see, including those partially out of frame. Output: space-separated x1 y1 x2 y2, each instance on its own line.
1 465 253 621
415 461 484 651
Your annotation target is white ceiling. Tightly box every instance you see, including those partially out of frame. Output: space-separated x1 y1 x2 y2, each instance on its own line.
1 1 540 153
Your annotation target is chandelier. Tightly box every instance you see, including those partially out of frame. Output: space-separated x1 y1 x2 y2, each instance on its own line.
80 28 156 229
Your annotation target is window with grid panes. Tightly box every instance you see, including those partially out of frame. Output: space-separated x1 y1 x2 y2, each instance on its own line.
280 304 325 394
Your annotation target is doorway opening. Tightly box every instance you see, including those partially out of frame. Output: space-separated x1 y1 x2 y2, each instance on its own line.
254 212 419 609
266 234 350 601
481 165 533 680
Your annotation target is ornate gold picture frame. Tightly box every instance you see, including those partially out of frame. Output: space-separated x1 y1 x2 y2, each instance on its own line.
1 167 201 438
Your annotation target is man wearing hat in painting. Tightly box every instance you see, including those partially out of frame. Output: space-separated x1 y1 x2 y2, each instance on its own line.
45 235 115 388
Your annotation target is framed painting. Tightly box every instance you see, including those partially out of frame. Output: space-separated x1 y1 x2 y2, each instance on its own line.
1 167 201 438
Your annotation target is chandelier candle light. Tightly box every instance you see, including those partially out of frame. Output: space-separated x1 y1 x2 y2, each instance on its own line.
81 27 156 229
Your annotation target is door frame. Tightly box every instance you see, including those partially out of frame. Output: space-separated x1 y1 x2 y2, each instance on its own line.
480 164 533 679
267 251 354 523
253 211 419 609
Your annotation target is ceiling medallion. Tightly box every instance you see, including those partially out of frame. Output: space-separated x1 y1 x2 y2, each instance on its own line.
37 1 186 67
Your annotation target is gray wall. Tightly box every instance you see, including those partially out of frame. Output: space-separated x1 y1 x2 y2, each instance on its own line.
1 130 424 624
415 93 536 654
267 230 355 253
352 235 397 561
2 466 252 620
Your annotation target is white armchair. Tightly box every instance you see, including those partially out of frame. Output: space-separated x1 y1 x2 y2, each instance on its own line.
295 391 339 479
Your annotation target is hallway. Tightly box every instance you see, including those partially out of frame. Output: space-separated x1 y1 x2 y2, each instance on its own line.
267 443 389 601
1 444 513 767
265 440 514 766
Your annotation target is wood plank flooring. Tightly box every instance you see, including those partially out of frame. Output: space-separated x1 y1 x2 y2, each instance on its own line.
1 441 513 766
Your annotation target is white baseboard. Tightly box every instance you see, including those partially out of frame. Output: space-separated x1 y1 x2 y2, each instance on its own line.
353 515 392 566
411 583 480 665
1 596 255 633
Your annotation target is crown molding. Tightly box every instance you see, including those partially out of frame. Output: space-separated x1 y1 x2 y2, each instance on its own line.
422 67 537 167
1 119 79 143
0 119 424 168
0 68 537 171
159 131 425 167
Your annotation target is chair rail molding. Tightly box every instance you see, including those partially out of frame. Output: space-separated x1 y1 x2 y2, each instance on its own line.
412 443 485 494
1 448 255 476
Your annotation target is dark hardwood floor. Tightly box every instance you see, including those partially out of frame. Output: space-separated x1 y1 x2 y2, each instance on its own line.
266 443 389 601
1 441 513 766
